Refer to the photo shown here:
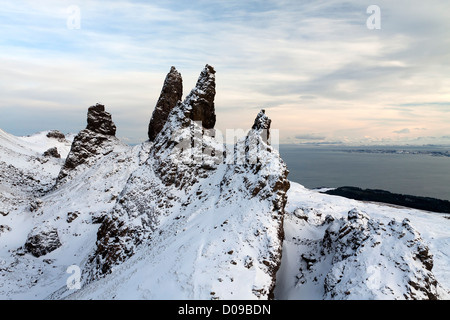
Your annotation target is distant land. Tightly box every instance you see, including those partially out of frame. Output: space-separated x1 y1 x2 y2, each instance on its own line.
323 186 450 214
339 148 450 157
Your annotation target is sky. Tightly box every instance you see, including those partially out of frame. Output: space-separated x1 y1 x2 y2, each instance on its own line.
0 0 449 145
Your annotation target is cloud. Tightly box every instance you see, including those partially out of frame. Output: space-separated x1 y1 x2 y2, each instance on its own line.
393 128 410 134
1 0 450 145
295 134 326 141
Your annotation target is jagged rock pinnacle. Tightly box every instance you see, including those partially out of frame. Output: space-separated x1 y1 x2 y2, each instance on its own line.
185 64 216 129
252 109 271 131
86 103 116 136
148 66 183 141
251 109 272 143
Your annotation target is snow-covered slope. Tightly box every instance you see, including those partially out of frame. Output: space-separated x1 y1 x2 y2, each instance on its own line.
0 111 145 299
1 65 449 300
275 183 450 300
0 129 72 216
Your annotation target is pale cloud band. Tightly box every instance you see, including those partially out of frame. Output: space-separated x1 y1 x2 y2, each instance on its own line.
0 0 449 145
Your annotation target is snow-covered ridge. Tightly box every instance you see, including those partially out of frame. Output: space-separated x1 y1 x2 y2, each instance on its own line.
1 65 449 300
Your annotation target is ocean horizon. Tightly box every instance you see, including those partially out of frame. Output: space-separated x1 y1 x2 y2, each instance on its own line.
279 144 450 202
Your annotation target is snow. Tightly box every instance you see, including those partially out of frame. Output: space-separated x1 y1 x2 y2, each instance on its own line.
0 129 72 159
275 182 450 300
1 127 449 300
74 106 288 299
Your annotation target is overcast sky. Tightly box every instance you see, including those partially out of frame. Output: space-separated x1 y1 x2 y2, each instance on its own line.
1 0 449 145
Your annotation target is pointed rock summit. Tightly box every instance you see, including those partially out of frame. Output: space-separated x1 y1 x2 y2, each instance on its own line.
184 64 216 129
252 109 272 143
252 109 271 131
148 67 183 141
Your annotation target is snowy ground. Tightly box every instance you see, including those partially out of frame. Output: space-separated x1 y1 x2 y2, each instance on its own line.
1 129 449 300
275 183 450 299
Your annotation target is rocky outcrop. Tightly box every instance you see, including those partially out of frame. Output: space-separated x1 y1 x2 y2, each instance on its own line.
66 211 80 223
56 104 118 183
46 130 66 141
148 66 183 141
87 65 290 299
43 147 61 158
24 224 62 257
151 64 220 188
184 64 216 129
86 104 116 136
252 109 271 142
293 208 442 300
219 110 289 299
89 65 221 278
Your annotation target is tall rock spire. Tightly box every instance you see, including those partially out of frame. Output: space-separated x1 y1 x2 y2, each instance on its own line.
184 64 216 129
148 66 183 141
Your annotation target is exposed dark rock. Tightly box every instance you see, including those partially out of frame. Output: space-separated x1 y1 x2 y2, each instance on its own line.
219 109 289 299
86 103 116 136
91 212 107 224
43 147 61 158
29 199 43 212
24 225 62 257
67 211 80 223
0 225 12 237
252 109 271 142
150 65 220 189
57 104 118 183
89 216 144 275
148 66 183 141
184 64 216 129
46 130 66 141
296 208 442 300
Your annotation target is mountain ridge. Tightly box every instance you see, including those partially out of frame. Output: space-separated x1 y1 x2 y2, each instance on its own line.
0 65 449 300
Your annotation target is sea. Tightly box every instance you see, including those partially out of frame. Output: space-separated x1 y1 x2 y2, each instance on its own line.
279 145 450 201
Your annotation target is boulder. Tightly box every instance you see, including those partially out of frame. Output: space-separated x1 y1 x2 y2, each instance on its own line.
43 147 61 158
24 225 62 257
46 130 66 141
67 211 80 223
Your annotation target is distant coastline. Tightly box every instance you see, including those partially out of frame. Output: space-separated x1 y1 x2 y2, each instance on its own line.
338 148 450 158
322 186 450 214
